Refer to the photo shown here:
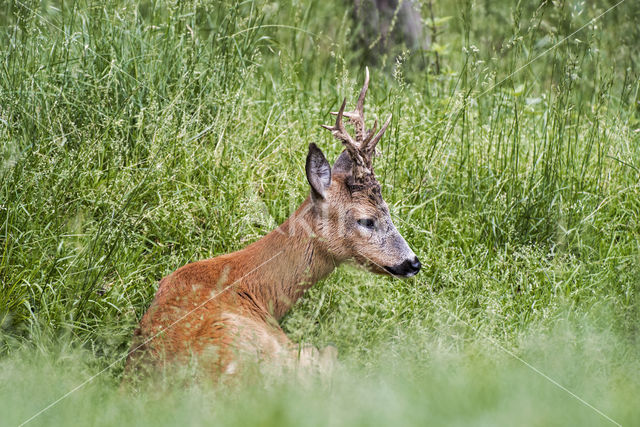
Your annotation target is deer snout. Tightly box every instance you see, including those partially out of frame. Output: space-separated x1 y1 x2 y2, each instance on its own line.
384 256 421 278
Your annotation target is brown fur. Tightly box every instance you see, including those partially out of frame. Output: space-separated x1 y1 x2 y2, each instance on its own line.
125 195 336 381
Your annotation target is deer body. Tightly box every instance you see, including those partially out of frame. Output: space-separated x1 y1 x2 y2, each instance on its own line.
125 69 420 381
126 200 336 378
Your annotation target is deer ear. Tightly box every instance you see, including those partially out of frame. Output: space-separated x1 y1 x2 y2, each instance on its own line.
332 150 353 175
306 143 332 200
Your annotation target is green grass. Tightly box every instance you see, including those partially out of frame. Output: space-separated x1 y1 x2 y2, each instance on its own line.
1 0 639 425
3 324 639 426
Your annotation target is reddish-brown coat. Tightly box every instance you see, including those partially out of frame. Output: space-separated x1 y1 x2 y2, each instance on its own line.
125 198 336 379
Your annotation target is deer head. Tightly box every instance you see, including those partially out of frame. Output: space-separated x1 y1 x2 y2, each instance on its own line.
305 68 421 278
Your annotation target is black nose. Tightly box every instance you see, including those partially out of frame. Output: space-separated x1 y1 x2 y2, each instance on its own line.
411 256 421 272
383 256 421 278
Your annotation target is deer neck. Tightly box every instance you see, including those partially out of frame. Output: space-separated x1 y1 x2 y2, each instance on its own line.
238 197 336 320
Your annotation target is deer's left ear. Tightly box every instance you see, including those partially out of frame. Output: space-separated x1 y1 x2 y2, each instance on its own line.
306 143 332 201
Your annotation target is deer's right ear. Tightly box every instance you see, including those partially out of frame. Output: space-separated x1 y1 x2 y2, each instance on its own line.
306 143 332 201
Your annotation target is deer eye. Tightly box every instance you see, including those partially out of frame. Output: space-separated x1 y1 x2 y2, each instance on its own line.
357 218 376 230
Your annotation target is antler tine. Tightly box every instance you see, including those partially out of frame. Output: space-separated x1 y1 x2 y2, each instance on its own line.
363 119 378 147
366 114 392 153
351 66 370 144
322 98 367 178
322 99 358 152
329 67 369 144
356 66 370 119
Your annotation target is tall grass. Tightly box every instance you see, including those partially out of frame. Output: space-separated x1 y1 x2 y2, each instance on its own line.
1 0 639 425
3 322 639 426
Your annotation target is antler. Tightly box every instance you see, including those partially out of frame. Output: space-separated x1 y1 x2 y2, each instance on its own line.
321 99 367 179
342 66 370 144
322 67 392 177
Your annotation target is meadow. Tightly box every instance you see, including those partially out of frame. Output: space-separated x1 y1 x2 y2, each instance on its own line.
1 0 639 425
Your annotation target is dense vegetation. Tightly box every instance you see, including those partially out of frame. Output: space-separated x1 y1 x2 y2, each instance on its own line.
1 0 638 425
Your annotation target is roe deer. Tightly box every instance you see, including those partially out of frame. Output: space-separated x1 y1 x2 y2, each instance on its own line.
124 68 421 382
